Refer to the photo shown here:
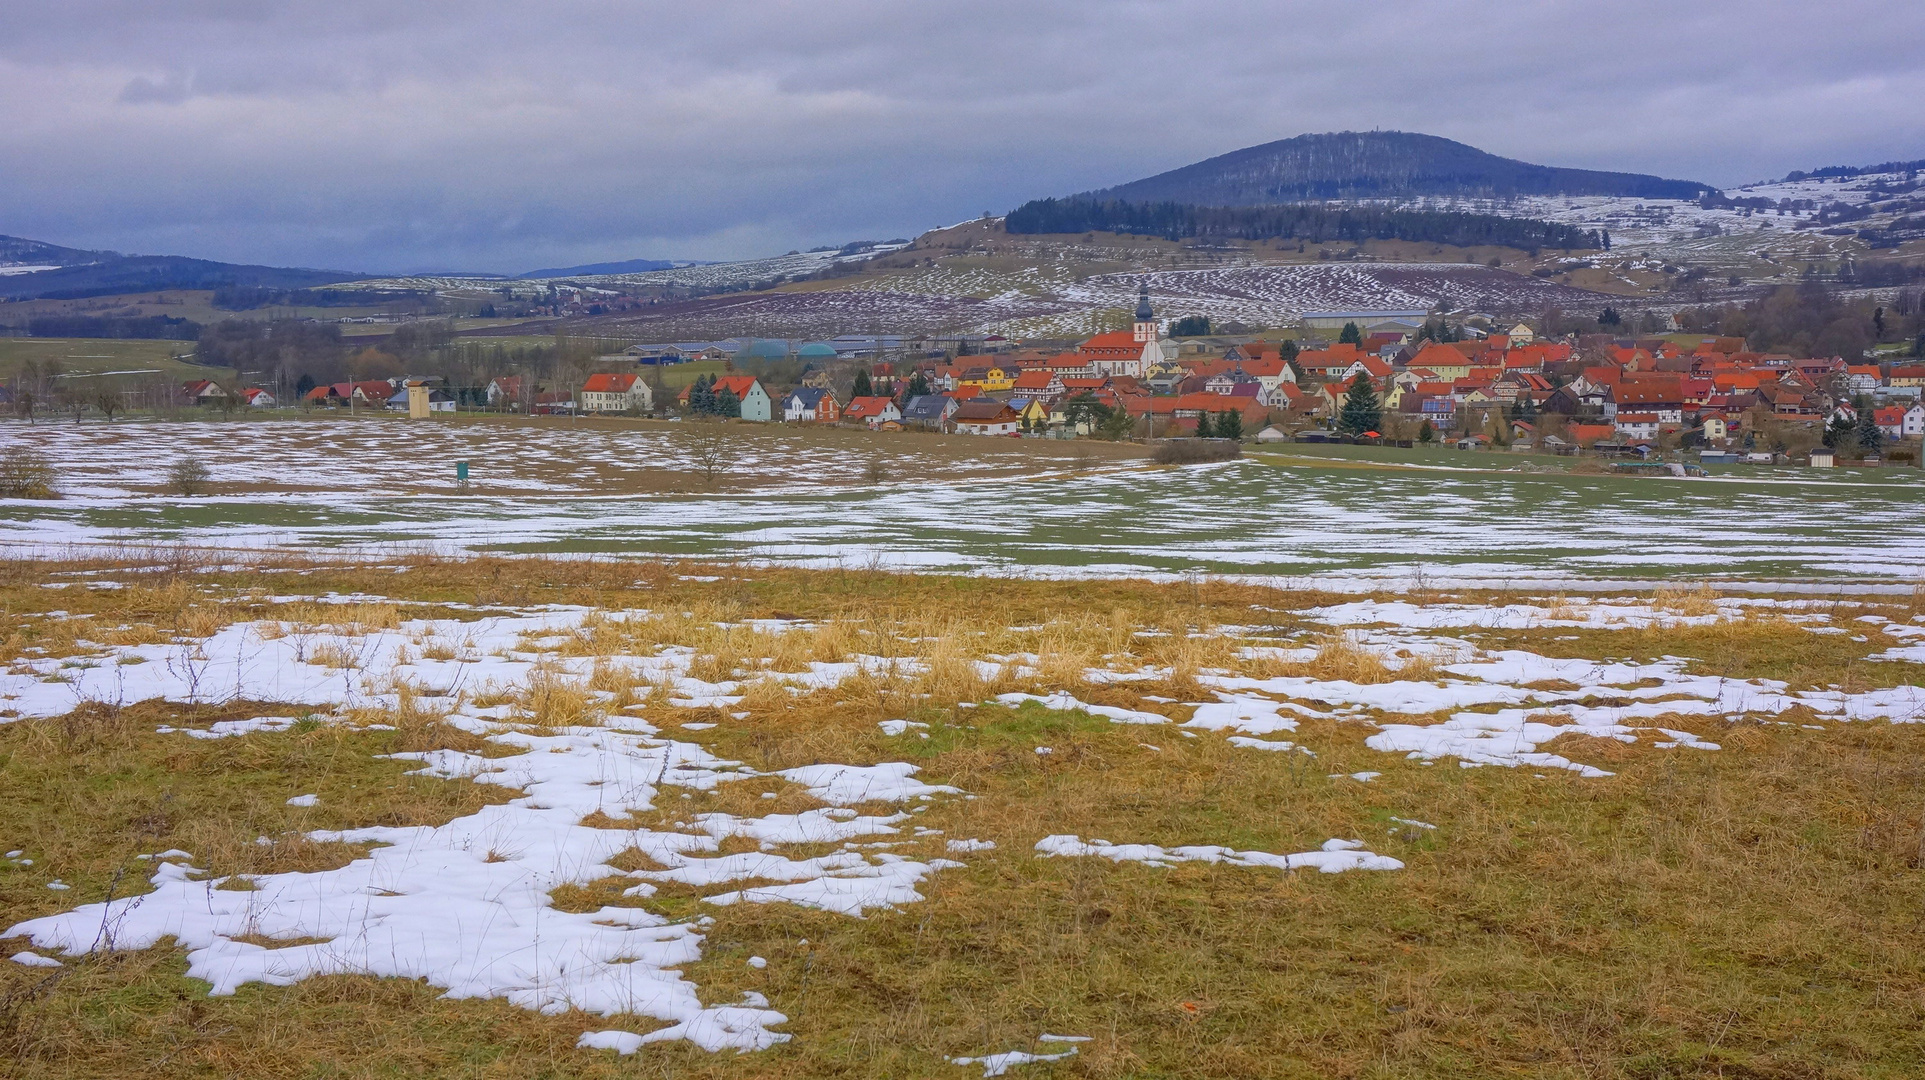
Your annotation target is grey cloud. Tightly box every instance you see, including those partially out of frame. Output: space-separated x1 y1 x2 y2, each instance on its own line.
1 0 1919 272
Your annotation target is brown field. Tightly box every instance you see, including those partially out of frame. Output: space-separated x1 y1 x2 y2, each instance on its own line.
2 555 1923 1079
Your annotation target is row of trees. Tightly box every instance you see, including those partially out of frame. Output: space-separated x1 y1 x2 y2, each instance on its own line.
1674 282 1924 358
1006 197 1603 251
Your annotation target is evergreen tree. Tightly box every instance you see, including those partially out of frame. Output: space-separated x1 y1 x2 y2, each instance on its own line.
1518 393 1537 420
906 371 932 398
1215 409 1243 441
689 375 713 415
1855 398 1883 455
1418 418 1434 444
1280 339 1306 383
852 370 873 398
1823 411 1855 449
1098 404 1137 441
1193 411 1213 438
1599 306 1622 327
1337 373 1382 435
1338 322 1363 346
295 373 316 399
714 387 741 419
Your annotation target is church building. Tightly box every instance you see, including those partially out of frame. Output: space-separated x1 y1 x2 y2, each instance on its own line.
1077 282 1165 378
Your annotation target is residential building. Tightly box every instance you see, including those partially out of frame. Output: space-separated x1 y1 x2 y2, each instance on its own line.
713 375 774 422
843 396 902 428
180 379 228 405
780 387 841 423
950 399 1022 436
900 394 959 429
579 373 653 413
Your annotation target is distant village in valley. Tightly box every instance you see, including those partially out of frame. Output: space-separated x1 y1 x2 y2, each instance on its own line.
114 280 1924 472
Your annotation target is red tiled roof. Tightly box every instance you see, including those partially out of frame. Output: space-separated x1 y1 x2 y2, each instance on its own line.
582 373 637 393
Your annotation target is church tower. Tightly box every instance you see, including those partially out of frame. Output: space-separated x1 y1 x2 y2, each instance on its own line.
1132 282 1158 344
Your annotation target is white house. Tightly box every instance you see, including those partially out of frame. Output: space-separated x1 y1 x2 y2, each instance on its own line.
579 373 653 413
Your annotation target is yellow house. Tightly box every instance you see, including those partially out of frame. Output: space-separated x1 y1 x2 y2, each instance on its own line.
957 365 1014 393
1012 398 1049 427
1407 344 1472 380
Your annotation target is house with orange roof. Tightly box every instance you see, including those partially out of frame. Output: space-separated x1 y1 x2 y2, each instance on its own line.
843 396 901 428
1844 365 1884 394
1406 343 1472 380
1011 369 1066 401
580 372 653 413
690 375 771 421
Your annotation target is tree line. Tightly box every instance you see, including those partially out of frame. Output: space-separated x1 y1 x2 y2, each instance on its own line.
1005 197 1603 251
11 314 200 340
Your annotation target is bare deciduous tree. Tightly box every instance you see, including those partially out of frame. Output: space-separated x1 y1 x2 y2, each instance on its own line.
679 423 736 488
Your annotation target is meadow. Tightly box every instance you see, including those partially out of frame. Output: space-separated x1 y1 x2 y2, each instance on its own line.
1 417 1921 587
1 555 1923 1079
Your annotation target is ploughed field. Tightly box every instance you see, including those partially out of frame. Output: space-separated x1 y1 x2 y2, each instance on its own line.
3 558 1924 1079
2 417 1923 588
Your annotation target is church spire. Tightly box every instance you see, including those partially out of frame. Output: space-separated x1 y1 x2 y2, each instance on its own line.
1135 281 1153 322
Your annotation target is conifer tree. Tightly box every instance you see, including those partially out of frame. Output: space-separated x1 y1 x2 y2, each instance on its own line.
1338 372 1382 435
1280 339 1306 383
714 387 741 419
852 370 873 398
1418 418 1434 444
1215 409 1243 441
1338 322 1363 346
1193 411 1213 439
906 371 932 398
1856 399 1883 455
1824 411 1855 449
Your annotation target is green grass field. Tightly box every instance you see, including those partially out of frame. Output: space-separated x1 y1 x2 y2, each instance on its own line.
0 338 233 384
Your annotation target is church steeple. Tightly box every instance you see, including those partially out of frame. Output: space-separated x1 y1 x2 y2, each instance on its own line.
1132 281 1157 345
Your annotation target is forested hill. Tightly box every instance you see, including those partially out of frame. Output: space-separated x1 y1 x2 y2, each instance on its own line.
1005 198 1603 251
0 233 365 301
0 234 99 268
1080 131 1712 206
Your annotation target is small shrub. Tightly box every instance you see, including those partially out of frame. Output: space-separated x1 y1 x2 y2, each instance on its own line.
168 456 211 496
1150 439 1242 465
0 447 57 499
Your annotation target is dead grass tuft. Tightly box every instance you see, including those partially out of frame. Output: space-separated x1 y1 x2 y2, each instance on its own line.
1652 582 1722 617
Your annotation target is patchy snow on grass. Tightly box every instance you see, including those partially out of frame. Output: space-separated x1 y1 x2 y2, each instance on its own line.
949 1045 1080 1077
1036 835 1403 874
7 690 969 1053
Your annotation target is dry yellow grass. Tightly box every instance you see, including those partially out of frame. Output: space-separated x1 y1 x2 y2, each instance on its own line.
3 556 1924 1078
1652 582 1723 618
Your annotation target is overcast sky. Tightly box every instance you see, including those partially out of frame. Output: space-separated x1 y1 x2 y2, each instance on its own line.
2 1 1920 274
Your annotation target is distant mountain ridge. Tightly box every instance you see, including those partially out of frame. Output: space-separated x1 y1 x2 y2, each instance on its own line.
517 257 689 279
0 233 365 301
1080 131 1713 206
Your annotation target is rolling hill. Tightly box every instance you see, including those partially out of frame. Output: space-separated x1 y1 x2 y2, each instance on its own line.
0 233 365 302
1078 131 1713 206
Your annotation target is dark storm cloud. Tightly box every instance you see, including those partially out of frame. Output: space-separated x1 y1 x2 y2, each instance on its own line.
1 0 1918 272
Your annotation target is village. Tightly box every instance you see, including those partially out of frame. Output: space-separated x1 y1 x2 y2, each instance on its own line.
159 284 1923 470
